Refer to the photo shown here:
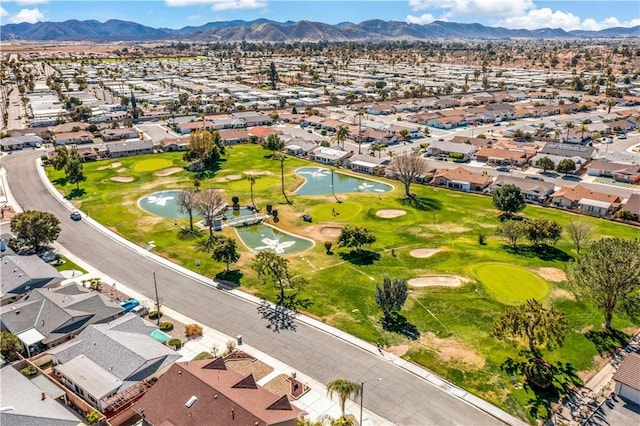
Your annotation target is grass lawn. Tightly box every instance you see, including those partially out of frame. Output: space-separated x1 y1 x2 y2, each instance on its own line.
474 263 550 305
47 145 640 423
54 257 88 275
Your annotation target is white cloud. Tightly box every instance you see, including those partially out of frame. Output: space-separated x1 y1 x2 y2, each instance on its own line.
9 8 44 24
406 13 436 25
166 0 266 9
408 0 534 18
14 0 49 5
0 6 9 17
495 8 640 31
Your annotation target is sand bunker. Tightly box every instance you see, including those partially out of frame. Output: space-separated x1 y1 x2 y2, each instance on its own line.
244 170 272 175
409 275 467 288
111 162 122 168
111 176 134 183
116 167 128 173
97 162 123 171
225 174 242 181
97 165 110 170
320 227 342 238
409 248 443 258
536 267 567 282
376 209 407 218
155 167 183 177
431 224 471 233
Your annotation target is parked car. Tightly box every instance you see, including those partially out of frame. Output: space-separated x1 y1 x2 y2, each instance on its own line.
70 211 82 221
119 298 140 312
131 305 149 317
496 166 511 172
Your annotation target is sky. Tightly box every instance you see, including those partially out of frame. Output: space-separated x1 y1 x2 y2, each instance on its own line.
1 0 639 32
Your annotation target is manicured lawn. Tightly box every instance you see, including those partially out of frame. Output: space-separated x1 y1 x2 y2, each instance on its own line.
474 263 550 305
48 145 640 423
54 257 88 275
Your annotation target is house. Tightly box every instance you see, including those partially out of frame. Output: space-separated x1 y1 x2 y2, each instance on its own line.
450 135 492 149
619 193 640 221
309 147 350 166
160 136 190 152
427 114 466 130
1 283 123 352
100 128 139 141
587 161 640 183
0 365 85 426
490 176 555 203
49 313 180 411
175 121 210 135
1 255 65 305
426 141 477 161
0 135 43 151
613 352 640 405
550 184 622 217
432 167 493 192
133 359 303 426
231 111 271 127
53 131 93 146
247 126 281 141
539 143 595 160
474 147 530 167
75 146 100 161
218 128 249 145
344 154 389 175
210 117 245 130
106 139 154 158
284 138 318 157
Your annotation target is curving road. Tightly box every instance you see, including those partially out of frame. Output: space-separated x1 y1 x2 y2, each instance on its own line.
3 150 505 426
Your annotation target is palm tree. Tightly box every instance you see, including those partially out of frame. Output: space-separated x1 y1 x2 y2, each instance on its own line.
578 124 589 142
333 125 350 149
326 379 361 420
564 121 575 142
273 152 290 204
553 128 562 142
356 110 364 154
246 175 257 211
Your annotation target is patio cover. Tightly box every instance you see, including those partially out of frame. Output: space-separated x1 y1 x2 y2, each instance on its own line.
17 328 46 346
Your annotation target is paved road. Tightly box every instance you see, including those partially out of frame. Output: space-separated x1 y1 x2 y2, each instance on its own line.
3 149 504 426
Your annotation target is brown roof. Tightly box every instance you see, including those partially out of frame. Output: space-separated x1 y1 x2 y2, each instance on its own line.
247 126 279 138
161 136 190 147
613 352 640 390
134 360 301 426
53 131 93 140
450 135 491 148
219 129 248 141
433 167 493 186
551 185 622 204
622 193 640 216
475 147 527 161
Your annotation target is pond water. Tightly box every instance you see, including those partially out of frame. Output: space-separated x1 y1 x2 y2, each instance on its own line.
139 190 255 219
235 223 314 254
294 167 392 196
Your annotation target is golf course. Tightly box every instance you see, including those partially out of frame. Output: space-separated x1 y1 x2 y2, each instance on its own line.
48 144 640 422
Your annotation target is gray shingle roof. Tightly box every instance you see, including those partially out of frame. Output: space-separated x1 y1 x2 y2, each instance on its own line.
0 255 64 300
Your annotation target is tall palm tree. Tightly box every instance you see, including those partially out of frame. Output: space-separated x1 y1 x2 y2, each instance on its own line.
564 121 575 142
326 378 361 420
333 125 350 149
356 110 364 154
246 175 257 211
273 152 290 205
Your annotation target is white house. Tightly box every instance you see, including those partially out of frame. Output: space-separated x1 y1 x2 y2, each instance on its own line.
613 352 640 405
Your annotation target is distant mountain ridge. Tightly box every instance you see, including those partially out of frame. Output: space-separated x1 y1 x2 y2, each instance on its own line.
1 18 638 42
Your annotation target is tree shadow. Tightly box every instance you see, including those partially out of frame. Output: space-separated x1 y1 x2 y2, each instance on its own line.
503 244 573 262
584 328 630 356
381 312 420 340
257 300 298 333
194 163 222 180
215 269 243 287
398 196 441 211
53 177 68 186
339 249 381 265
178 228 203 240
65 188 86 199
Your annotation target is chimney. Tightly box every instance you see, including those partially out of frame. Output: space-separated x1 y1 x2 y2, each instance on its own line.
231 409 235 420
41 391 46 400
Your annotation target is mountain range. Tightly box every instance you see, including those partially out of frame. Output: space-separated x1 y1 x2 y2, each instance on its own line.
1 19 638 42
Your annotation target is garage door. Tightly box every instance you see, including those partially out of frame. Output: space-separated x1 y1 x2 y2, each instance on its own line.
619 383 640 405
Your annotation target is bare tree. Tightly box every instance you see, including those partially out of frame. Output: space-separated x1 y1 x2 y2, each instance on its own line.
175 187 197 231
566 220 594 254
388 152 429 198
195 188 225 238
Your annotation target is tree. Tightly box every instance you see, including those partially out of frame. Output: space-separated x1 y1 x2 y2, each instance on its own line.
51 145 69 170
606 97 617 114
263 133 284 155
371 142 385 158
184 130 220 169
564 121 575 142
387 152 429 198
273 152 290 204
65 148 86 190
566 220 594 254
535 157 555 173
211 236 240 272
375 277 408 320
569 238 640 330
175 187 197 231
332 125 350 149
556 158 576 175
337 225 376 254
492 184 526 217
524 218 562 247
326 379 361 420
268 61 278 90
194 188 224 237
178 92 189 106
1 331 23 359
492 299 568 355
498 220 527 249
10 210 61 252
252 251 307 307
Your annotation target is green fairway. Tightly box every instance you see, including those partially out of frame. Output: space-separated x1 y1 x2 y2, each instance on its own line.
47 144 640 423
475 263 550 305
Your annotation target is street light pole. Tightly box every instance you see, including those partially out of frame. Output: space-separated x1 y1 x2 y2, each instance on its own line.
360 378 382 426
153 271 161 325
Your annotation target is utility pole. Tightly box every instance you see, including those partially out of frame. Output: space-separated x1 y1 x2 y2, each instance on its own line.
153 271 161 325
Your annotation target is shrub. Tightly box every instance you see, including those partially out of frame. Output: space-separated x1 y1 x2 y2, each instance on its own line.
324 241 332 254
478 234 486 245
159 322 173 332
148 310 163 320
194 351 213 360
231 195 240 206
168 338 182 349
20 365 37 377
266 204 273 213
185 323 203 338
85 411 101 425
226 339 237 353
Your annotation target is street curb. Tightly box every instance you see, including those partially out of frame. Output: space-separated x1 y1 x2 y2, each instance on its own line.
34 158 525 426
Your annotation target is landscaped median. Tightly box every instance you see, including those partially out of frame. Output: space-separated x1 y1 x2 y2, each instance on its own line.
47 145 640 423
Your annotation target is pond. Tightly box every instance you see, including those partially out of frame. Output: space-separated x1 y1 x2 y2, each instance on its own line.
294 167 392 196
235 223 314 254
139 190 256 219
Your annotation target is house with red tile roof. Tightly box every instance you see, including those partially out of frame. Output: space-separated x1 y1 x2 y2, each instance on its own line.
551 184 622 217
432 167 493 192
